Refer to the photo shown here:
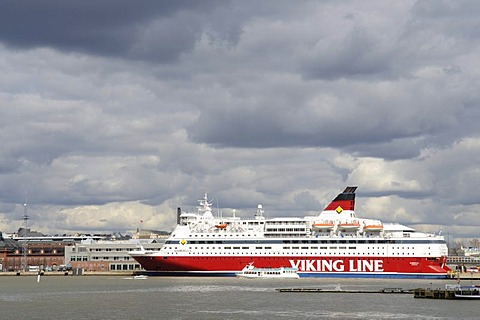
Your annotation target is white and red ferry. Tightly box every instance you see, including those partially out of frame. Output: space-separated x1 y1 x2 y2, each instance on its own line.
130 187 450 278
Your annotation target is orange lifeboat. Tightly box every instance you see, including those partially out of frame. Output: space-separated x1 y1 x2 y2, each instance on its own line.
363 223 383 231
338 221 360 229
312 221 335 230
215 223 227 229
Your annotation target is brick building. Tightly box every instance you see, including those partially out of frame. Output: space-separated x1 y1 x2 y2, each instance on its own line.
0 231 103 272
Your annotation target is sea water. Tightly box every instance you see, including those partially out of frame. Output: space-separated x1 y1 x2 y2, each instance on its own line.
0 276 477 320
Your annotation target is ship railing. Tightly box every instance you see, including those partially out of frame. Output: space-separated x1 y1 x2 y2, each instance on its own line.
264 233 310 238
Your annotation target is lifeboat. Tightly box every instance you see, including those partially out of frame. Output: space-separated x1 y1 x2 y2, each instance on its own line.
338 221 360 229
363 223 383 231
312 221 335 230
215 223 227 229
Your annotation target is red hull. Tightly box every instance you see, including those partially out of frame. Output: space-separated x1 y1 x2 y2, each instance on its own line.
133 255 450 278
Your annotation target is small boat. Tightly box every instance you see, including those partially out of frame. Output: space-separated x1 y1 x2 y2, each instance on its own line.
215 223 227 229
133 275 148 280
338 221 360 229
453 285 480 299
236 263 299 279
312 221 335 230
363 224 383 231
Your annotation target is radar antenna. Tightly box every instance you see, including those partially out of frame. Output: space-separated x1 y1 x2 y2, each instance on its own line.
254 204 264 220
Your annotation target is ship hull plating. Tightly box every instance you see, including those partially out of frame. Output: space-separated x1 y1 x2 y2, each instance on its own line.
131 255 450 279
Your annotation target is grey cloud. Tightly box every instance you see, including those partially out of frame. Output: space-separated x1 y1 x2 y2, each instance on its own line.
0 1 479 242
0 0 228 62
300 26 393 80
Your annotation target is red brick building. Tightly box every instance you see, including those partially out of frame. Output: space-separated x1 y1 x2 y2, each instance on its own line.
5 242 67 271
0 232 71 271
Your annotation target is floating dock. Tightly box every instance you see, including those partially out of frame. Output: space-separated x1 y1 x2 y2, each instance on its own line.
276 285 480 300
276 287 412 294
413 286 480 299
413 288 456 299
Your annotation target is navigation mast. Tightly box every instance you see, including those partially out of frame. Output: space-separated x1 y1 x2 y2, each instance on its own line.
21 200 29 271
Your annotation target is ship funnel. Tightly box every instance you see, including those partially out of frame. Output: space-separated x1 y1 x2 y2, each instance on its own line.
323 186 357 211
177 207 181 225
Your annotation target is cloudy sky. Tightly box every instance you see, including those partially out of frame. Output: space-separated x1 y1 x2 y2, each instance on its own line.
0 0 479 243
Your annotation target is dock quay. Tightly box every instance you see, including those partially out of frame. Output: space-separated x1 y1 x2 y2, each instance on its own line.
277 285 480 300
276 287 412 294
0 271 135 276
413 288 456 299
413 285 480 300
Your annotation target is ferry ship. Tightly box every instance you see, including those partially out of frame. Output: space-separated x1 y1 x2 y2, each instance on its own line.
129 187 450 278
236 263 299 279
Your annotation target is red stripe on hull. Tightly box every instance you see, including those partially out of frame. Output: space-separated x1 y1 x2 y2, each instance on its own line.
132 255 450 275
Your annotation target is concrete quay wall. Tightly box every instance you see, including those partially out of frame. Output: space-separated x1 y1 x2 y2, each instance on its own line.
0 271 135 276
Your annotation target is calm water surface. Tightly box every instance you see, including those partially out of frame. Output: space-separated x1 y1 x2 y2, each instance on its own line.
0 276 478 320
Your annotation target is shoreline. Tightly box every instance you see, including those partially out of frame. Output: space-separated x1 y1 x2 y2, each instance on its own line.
1 271 480 279
0 271 136 276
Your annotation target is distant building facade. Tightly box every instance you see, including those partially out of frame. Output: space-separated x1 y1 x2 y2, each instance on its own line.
0 231 73 271
0 233 16 271
65 238 165 272
0 229 166 272
0 230 104 272
131 229 170 239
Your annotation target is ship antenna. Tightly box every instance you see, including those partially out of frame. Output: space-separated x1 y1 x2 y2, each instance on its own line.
216 198 221 219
